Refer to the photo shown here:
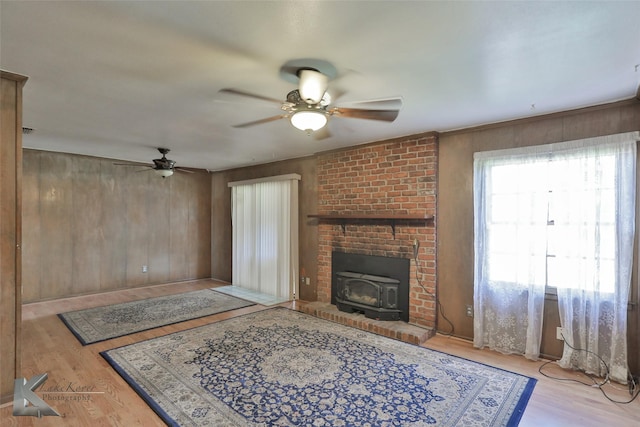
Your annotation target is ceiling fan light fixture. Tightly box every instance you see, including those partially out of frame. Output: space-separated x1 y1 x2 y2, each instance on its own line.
154 168 174 178
290 110 327 132
298 69 328 104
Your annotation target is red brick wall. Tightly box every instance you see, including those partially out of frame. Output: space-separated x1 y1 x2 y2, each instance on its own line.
316 133 438 328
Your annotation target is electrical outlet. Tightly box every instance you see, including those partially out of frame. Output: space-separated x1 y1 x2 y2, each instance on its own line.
142 265 148 273
465 305 473 317
556 327 566 340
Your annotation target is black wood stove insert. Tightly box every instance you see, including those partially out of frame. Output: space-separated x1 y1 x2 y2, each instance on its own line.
331 251 410 322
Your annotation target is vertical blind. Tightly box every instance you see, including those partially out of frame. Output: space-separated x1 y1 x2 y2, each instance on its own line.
229 174 300 300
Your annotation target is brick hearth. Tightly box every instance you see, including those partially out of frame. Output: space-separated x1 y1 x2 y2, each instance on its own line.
299 301 434 345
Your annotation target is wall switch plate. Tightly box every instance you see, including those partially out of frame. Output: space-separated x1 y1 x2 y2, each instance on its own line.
556 327 566 340
305 277 310 285
142 265 148 273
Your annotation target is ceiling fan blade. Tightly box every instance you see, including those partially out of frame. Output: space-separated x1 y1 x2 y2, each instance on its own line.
175 168 195 174
341 97 403 110
332 107 400 122
218 88 283 105
113 162 153 167
326 87 347 104
313 126 332 140
233 115 288 128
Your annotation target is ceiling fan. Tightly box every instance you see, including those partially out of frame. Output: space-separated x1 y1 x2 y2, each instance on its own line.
219 68 402 137
114 148 194 178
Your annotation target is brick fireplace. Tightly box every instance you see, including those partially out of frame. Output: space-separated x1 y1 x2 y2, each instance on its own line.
315 133 438 330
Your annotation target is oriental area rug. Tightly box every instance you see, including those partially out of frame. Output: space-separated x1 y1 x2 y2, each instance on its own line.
101 307 536 426
59 289 255 345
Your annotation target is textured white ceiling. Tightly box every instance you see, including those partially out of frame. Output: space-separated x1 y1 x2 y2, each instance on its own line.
2 1 639 171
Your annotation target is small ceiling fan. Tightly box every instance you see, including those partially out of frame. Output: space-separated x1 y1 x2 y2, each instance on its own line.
114 148 194 178
219 67 402 137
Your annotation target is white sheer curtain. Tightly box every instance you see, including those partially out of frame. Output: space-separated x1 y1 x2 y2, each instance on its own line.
553 133 637 384
474 149 549 360
229 174 300 300
474 131 638 375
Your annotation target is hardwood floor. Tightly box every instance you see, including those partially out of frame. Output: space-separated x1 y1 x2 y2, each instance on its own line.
1 279 638 426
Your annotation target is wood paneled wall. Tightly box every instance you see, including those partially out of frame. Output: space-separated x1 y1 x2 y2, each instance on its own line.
437 99 640 372
22 150 212 302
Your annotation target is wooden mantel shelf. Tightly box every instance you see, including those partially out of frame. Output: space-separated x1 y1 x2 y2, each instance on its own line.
308 214 433 220
307 213 434 239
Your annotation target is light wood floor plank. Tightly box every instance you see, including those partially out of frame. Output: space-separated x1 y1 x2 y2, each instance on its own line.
1 279 638 426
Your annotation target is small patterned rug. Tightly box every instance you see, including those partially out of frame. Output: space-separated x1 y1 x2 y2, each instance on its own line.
102 307 536 426
59 289 255 345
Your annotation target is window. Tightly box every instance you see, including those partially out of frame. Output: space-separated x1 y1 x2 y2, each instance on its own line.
473 131 637 383
485 153 618 293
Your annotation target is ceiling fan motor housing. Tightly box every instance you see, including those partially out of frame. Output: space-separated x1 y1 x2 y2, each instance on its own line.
153 148 176 170
296 68 328 104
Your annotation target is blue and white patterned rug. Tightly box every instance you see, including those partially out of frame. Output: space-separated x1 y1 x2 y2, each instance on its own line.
59 289 255 345
102 307 536 426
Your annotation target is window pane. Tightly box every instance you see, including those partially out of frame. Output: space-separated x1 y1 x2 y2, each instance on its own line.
488 254 518 282
481 147 623 294
547 256 577 288
491 164 522 193
490 194 517 223
487 224 516 254
488 254 546 286
599 224 616 258
598 189 615 222
597 259 616 294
